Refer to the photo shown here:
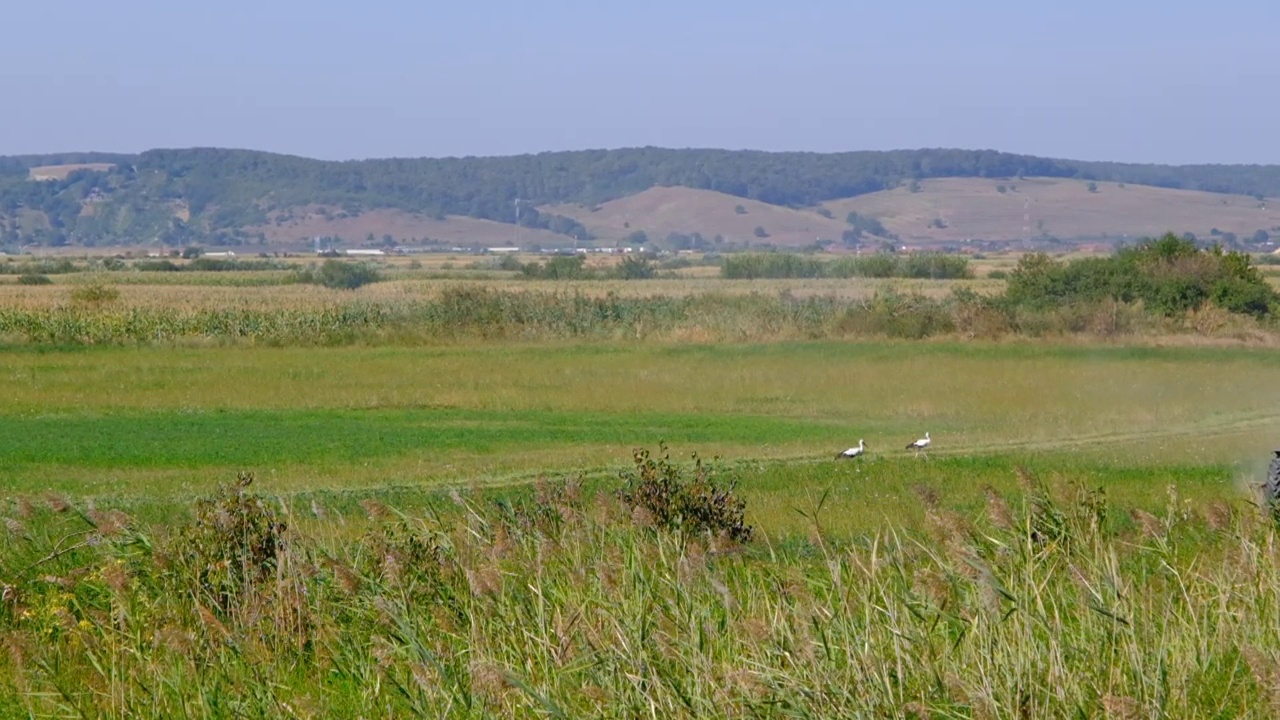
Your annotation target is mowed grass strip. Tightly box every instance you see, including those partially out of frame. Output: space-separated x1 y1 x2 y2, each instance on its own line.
0 406 838 486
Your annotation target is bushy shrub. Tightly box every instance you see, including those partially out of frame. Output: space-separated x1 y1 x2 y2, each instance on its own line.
617 445 752 544
1005 233 1277 318
723 252 970 280
16 273 51 285
169 473 286 613
521 254 589 280
296 259 382 289
136 259 181 272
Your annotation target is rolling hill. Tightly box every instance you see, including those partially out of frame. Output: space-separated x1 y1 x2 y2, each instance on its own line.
540 187 847 247
824 177 1280 244
2 146 1279 250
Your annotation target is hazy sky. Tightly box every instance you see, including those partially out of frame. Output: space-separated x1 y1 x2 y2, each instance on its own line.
2 1 1275 164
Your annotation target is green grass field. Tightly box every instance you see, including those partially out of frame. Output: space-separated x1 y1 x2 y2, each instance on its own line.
4 340 1278 532
8 303 1280 715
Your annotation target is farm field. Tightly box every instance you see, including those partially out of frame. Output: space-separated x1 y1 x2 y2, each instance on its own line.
3 340 1278 532
6 262 1280 715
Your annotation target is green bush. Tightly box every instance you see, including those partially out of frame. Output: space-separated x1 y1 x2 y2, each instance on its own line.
521 254 590 280
617 444 753 544
136 259 181 272
1005 233 1277 318
297 259 382 289
723 252 970 280
16 273 51 285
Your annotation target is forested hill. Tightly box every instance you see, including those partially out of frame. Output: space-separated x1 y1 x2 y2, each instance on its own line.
2 146 1280 247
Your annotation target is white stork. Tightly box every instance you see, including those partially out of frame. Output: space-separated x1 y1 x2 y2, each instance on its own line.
836 439 867 460
906 432 931 457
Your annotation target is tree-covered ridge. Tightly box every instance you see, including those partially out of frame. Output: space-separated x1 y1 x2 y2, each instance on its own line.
2 146 1280 246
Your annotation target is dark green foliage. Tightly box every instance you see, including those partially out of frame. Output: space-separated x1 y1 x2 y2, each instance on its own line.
722 253 825 279
753 226 769 238
722 252 971 280
16 273 51 285
844 212 894 239
185 257 294 272
7 146 1280 247
297 259 382 289
135 259 181 272
1005 233 1278 317
617 445 753 544
521 254 588 280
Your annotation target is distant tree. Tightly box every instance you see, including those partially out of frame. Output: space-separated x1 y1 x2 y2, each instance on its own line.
1253 229 1271 244
841 229 862 245
181 245 203 259
1210 228 1222 237
626 230 649 245
908 179 922 193
753 226 769 238
734 204 748 215
1087 182 1099 193
996 185 1007 194
815 207 834 219
929 218 948 229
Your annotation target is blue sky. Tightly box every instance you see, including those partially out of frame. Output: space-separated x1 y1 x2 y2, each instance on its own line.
2 1 1275 164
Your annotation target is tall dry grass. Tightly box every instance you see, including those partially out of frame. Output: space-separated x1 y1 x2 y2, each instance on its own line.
0 283 1276 347
3 462 1280 717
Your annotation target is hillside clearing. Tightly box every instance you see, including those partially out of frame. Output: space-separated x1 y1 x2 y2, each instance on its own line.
823 176 1280 243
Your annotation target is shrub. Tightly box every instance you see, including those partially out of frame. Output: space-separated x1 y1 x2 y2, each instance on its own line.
616 254 657 280
17 273 51 285
298 259 382 289
522 254 588 280
136 259 181 272
168 473 286 613
617 445 752 544
1005 234 1278 318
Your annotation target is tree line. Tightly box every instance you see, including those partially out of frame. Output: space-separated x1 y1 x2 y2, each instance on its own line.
2 147 1279 246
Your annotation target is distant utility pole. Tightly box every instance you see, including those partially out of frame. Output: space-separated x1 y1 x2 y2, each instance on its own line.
514 198 521 248
1022 197 1031 239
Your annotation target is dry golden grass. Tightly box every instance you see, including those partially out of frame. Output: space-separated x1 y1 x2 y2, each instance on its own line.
541 186 848 247
27 163 116 180
822 177 1280 243
0 274 1007 311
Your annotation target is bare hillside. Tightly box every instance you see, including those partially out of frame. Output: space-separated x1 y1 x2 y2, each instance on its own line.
29 163 117 181
822 178 1280 242
540 187 847 247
